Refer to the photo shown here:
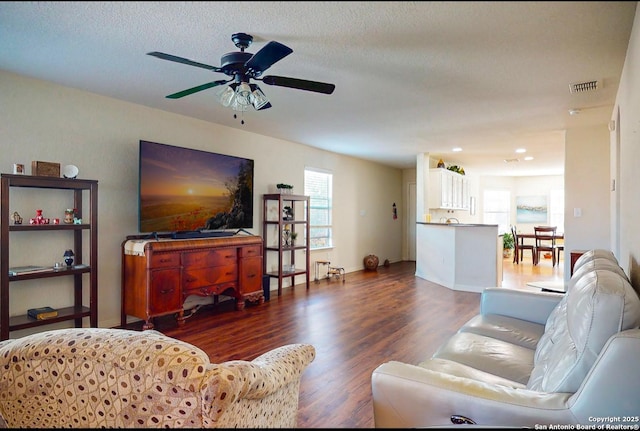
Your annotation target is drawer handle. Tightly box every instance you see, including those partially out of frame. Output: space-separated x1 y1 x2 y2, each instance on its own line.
159 258 173 263
160 288 174 294
225 271 234 276
248 274 256 279
186 277 196 282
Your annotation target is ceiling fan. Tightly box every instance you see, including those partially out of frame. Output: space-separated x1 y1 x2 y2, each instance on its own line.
147 32 335 111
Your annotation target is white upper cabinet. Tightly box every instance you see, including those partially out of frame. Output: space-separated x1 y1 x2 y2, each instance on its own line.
428 168 469 210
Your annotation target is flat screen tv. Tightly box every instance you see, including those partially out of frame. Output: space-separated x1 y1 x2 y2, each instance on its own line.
138 140 254 233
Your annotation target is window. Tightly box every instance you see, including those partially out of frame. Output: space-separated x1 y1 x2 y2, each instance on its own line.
483 189 511 234
304 168 333 249
549 189 564 233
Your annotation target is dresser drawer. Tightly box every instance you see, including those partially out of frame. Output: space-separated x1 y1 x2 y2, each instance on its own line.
183 265 237 289
183 249 237 268
240 245 262 258
149 252 181 269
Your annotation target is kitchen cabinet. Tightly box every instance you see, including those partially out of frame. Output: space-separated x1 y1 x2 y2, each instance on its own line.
428 168 469 210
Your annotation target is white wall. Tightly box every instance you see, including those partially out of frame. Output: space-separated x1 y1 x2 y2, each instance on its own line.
0 70 403 333
564 125 611 274
612 4 640 290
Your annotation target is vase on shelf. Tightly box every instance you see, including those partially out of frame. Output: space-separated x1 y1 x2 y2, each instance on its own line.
282 229 291 247
63 249 74 267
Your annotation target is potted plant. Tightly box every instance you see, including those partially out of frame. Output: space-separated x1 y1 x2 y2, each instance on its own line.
276 183 294 194
502 232 514 258
290 231 298 246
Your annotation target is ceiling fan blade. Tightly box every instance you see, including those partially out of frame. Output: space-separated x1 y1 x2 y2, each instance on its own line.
147 51 222 72
244 41 293 75
261 75 335 94
166 80 230 99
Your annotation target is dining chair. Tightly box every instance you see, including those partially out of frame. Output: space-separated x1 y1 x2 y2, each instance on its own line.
511 225 536 264
534 226 559 266
556 241 564 264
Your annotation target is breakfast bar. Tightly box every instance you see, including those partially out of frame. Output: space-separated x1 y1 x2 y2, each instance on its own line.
415 222 502 293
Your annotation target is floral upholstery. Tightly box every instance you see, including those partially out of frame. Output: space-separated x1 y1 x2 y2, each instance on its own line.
0 328 315 428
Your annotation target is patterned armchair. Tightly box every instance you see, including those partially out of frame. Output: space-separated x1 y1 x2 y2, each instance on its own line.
0 328 315 428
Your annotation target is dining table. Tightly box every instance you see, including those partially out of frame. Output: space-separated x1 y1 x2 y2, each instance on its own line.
517 232 564 242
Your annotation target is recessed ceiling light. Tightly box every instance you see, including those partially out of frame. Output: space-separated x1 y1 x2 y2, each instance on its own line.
524 156 534 161
515 148 526 153
504 158 519 163
452 147 462 152
569 108 581 116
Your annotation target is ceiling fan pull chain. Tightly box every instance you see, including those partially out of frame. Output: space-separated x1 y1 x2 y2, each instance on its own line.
233 112 246 125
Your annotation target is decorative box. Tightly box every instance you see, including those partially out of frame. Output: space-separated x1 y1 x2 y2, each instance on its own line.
31 161 61 177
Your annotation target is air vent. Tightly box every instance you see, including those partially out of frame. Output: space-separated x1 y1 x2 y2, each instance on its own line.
503 158 519 163
569 80 600 94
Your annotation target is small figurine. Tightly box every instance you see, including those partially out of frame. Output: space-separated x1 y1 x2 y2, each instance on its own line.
64 209 75 224
30 209 50 224
63 249 74 267
12 211 22 225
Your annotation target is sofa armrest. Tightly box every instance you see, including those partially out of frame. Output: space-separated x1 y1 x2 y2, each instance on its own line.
372 361 574 428
202 343 315 427
570 329 640 421
221 343 316 399
480 287 563 325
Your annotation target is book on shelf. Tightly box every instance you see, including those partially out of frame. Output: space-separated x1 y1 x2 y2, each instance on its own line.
8 265 51 276
27 306 58 320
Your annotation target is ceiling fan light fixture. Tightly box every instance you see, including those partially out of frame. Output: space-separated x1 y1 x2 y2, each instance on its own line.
237 82 251 98
233 82 253 108
230 96 250 112
250 87 269 110
219 85 236 107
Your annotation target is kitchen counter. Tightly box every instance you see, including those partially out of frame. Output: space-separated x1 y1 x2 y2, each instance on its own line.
415 222 502 293
417 222 496 227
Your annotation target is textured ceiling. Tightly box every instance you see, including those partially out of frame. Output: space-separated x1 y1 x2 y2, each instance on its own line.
0 1 636 175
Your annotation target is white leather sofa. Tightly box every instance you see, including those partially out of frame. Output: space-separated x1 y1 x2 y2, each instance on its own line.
371 249 640 428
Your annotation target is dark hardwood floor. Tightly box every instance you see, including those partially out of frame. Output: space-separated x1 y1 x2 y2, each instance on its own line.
124 254 563 428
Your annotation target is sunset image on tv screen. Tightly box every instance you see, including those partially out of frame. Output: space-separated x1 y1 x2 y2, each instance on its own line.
139 141 254 233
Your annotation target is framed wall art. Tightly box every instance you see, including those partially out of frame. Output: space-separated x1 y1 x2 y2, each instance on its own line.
516 195 548 223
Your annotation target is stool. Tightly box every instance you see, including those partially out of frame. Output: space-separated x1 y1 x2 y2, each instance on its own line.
314 260 345 283
327 266 346 283
315 260 331 282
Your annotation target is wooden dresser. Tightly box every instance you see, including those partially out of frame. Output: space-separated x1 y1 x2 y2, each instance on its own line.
121 235 263 330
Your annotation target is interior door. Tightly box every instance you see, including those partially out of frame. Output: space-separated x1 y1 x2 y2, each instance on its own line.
408 182 416 261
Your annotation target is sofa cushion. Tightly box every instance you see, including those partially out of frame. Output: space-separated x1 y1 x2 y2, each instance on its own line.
417 357 527 389
527 270 640 392
458 313 545 350
432 332 535 385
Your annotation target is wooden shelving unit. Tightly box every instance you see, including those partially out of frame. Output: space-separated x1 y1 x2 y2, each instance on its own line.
262 194 310 296
0 174 98 340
